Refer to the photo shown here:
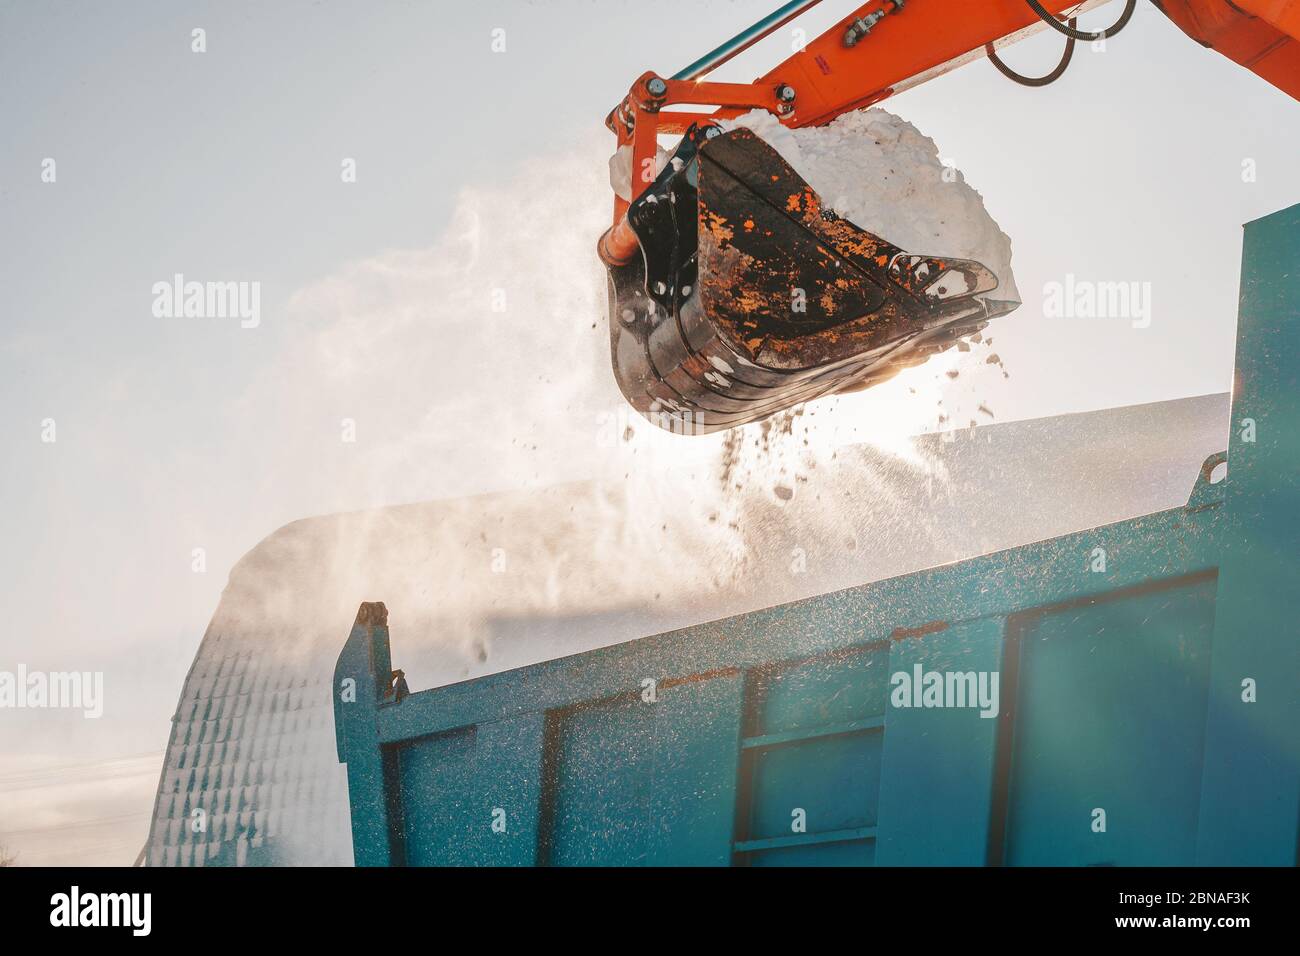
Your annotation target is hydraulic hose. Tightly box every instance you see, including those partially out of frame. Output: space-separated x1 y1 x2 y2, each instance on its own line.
1025 0 1137 42
987 0 1137 87
987 21 1077 87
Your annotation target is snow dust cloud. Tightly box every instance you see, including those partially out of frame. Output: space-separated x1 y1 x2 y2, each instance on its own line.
216 113 1019 683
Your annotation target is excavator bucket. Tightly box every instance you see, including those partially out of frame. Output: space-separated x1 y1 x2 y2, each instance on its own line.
604 123 1019 435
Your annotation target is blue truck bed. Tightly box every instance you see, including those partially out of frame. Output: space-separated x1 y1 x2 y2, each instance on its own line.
333 203 1299 866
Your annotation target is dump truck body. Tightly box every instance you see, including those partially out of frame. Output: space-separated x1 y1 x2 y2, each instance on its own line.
335 203 1300 866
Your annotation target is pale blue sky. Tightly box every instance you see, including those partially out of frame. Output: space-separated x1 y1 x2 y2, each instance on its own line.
0 0 1296 863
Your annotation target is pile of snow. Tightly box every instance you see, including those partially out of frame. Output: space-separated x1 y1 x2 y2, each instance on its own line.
608 143 670 202
722 108 1019 302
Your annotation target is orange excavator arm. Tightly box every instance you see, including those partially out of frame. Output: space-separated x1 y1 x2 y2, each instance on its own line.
600 1 1299 435
605 0 1115 240
606 0 1298 233
1155 0 1300 96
